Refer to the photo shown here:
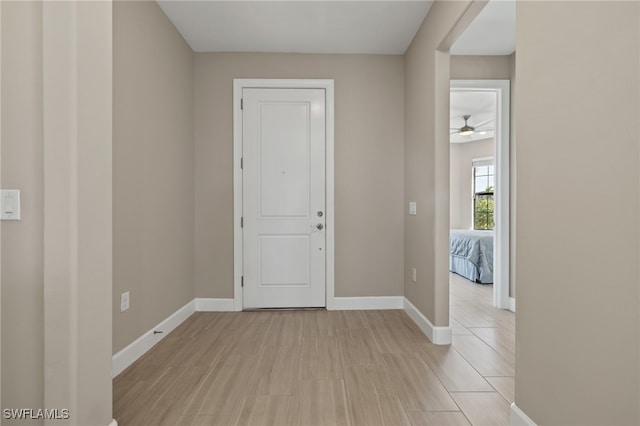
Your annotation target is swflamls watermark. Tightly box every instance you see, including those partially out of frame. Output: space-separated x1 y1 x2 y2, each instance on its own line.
3 408 70 420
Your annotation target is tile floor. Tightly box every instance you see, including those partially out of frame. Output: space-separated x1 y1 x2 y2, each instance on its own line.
113 273 515 425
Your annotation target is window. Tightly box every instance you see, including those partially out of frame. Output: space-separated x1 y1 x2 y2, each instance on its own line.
473 160 494 230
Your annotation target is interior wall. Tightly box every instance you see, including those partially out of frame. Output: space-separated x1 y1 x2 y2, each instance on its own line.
450 55 511 79
515 1 639 424
113 0 194 353
2 1 113 422
194 53 405 299
41 2 114 421
404 0 480 327
449 139 494 229
1 1 44 419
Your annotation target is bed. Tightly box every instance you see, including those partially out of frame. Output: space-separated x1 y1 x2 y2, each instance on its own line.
449 229 494 284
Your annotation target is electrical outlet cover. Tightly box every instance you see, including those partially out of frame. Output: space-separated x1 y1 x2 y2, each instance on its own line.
120 292 130 312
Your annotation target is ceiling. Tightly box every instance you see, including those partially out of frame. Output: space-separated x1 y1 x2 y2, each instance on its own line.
157 0 515 56
156 1 434 55
450 0 516 55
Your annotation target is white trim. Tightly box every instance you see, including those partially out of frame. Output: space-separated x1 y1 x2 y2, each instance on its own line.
451 80 511 310
111 300 195 377
509 296 516 313
108 420 118 426
233 81 244 312
472 157 494 167
331 296 404 310
195 298 235 312
403 298 452 345
510 403 537 426
233 79 335 311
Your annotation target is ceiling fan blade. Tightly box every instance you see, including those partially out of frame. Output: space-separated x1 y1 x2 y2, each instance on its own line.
471 117 494 128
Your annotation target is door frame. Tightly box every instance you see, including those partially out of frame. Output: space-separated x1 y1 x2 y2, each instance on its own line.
450 79 511 310
232 79 335 311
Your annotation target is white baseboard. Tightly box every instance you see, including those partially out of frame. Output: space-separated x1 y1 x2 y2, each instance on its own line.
330 296 404 310
403 297 452 345
509 297 516 313
510 403 536 426
112 298 236 377
195 298 235 311
108 420 118 426
111 300 195 377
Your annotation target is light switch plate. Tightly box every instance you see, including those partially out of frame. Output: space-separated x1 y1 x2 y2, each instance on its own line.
409 202 417 216
1 190 21 220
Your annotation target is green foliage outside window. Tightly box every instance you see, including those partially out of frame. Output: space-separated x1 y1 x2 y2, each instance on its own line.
474 188 494 230
473 163 494 230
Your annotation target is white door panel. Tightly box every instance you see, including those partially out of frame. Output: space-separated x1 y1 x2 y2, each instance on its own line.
243 88 326 308
259 103 310 217
259 235 309 286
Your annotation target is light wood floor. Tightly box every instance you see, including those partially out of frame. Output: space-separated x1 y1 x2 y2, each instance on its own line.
114 274 515 426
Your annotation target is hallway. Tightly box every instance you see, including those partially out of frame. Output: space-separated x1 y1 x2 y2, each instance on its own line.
114 275 514 425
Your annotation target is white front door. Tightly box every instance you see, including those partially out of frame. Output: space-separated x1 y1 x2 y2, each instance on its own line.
242 88 326 308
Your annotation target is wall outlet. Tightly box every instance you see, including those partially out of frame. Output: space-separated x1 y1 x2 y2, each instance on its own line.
412 267 417 283
120 291 130 312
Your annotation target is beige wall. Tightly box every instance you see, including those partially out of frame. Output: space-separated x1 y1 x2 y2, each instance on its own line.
515 1 639 424
404 0 485 326
2 1 113 423
41 2 114 421
72 3 114 421
1 1 44 420
450 55 511 80
113 1 194 353
449 139 494 229
194 53 405 299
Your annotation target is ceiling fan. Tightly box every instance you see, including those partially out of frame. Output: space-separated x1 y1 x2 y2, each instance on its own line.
450 114 493 136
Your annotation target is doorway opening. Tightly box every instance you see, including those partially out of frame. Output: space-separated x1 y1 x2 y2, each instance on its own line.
449 80 511 310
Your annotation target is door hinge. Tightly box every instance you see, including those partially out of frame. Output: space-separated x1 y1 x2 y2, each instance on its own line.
241 217 243 228
241 276 244 287
240 98 243 110
241 157 243 169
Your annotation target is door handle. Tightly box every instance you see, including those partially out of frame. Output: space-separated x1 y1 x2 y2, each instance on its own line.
316 223 324 230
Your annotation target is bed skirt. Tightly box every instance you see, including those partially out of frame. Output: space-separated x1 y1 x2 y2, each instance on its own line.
450 256 481 283
449 229 494 284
